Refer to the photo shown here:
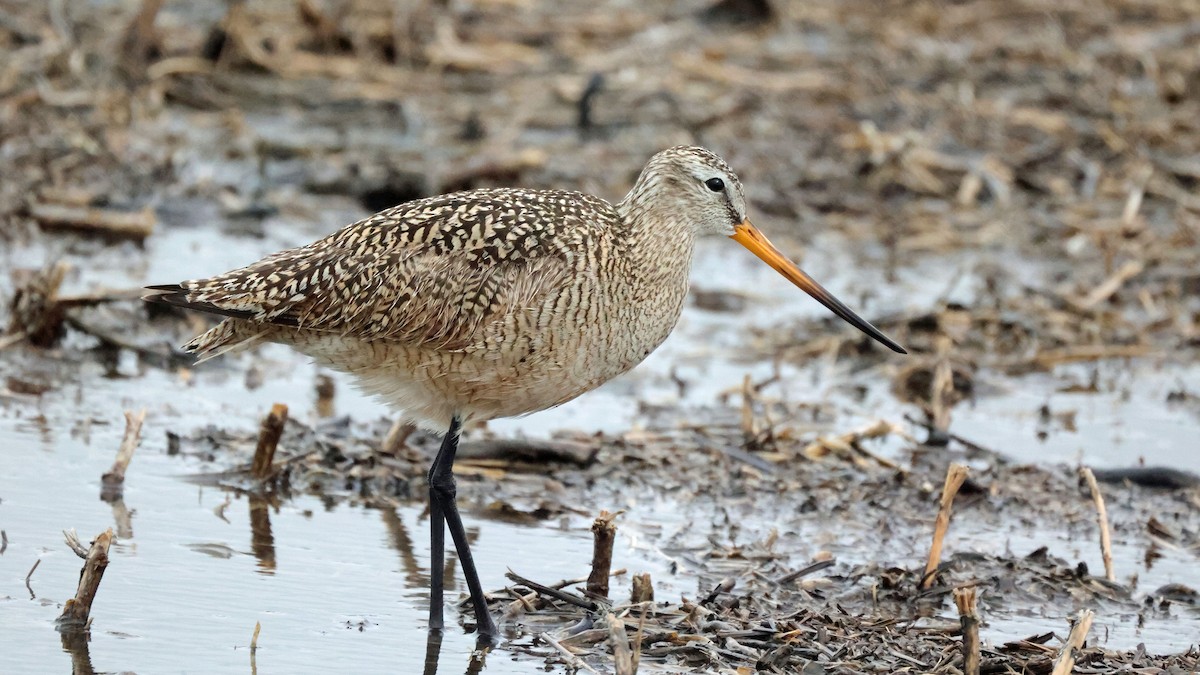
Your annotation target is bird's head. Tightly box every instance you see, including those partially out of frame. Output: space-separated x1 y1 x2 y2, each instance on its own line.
630 145 907 355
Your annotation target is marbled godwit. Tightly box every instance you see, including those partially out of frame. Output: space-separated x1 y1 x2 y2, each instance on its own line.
147 145 905 641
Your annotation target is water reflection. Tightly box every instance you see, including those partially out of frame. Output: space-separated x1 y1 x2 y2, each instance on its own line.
379 506 428 590
422 632 491 675
59 631 95 675
248 494 277 573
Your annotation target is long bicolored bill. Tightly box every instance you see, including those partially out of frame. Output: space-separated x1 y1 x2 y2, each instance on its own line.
731 219 907 354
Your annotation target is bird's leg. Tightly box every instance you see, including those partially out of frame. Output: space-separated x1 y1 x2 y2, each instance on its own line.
427 484 447 632
427 416 500 641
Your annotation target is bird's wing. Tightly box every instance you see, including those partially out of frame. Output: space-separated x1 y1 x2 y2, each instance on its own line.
148 189 608 350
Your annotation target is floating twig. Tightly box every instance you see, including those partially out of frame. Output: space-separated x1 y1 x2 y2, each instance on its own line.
1079 467 1116 582
56 528 114 630
922 463 970 589
1050 610 1094 675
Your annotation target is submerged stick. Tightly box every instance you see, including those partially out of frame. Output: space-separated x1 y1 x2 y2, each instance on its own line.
921 463 970 589
587 510 621 599
25 558 41 599
1079 467 1115 582
1050 610 1094 675
953 586 980 675
252 403 288 479
101 409 146 490
56 528 114 630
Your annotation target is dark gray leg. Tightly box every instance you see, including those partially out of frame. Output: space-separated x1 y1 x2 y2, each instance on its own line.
427 416 500 640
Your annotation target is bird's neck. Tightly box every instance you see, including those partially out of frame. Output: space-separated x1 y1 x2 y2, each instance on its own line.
614 191 697 280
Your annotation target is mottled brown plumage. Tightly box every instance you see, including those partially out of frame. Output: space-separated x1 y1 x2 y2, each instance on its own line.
150 147 738 428
148 145 904 640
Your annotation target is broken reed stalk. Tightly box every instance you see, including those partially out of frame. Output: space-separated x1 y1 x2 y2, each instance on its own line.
922 463 970 589
586 510 621 599
101 408 146 489
380 420 415 455
314 374 335 418
1079 467 1116 582
1050 610 1095 675
630 573 654 604
251 403 288 479
606 613 635 675
29 202 156 239
953 586 980 675
930 334 955 432
542 632 600 675
631 604 647 674
56 528 114 631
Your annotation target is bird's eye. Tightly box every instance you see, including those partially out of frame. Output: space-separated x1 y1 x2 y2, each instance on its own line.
705 177 725 192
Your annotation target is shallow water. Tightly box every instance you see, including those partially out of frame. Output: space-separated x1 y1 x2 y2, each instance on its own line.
2 220 1198 673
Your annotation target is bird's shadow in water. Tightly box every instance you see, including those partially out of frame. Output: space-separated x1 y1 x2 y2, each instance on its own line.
423 631 491 675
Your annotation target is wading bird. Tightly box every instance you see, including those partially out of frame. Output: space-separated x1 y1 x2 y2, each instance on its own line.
147 146 905 641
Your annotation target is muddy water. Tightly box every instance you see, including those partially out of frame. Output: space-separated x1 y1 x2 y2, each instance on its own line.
2 218 1197 672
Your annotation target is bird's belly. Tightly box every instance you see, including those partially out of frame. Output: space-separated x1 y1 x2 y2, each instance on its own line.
284 278 685 428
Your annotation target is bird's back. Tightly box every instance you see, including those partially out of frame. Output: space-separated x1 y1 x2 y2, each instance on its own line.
151 187 618 354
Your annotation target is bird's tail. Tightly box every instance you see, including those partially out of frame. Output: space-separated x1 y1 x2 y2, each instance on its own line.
182 319 268 364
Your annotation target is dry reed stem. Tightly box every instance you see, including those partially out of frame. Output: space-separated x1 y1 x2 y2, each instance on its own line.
29 203 156 239
314 374 335 418
631 604 647 674
586 510 621 599
1080 467 1116 582
953 586 980 675
1077 260 1144 310
631 573 654 604
542 632 600 674
1051 610 1095 675
63 529 89 557
740 374 755 437
380 420 415 455
930 334 955 432
252 403 288 479
101 408 146 487
922 463 970 589
606 613 635 675
56 528 114 630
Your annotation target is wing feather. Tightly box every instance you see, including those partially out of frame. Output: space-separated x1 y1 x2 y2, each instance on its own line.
148 188 608 351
